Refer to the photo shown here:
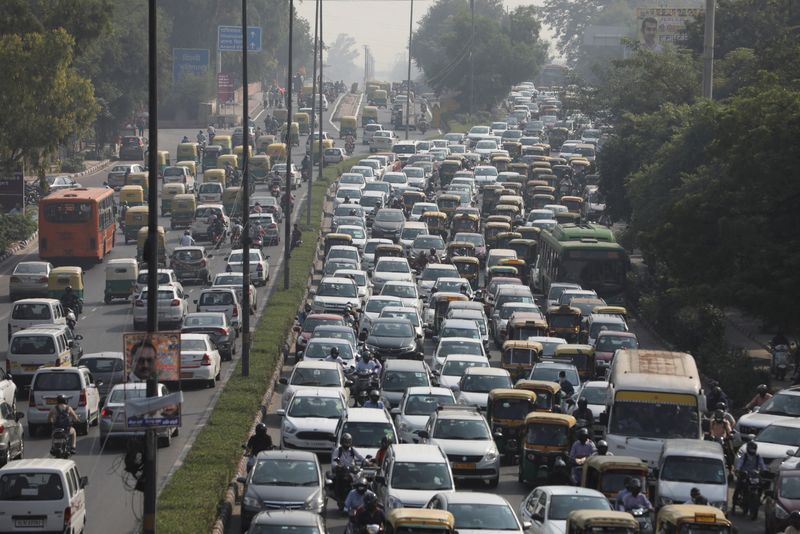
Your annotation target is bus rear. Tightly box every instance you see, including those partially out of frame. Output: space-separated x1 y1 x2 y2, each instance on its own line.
39 188 116 263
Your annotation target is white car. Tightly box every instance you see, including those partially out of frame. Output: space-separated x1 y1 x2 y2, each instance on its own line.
360 296 406 335
312 276 361 314
195 287 243 332
179 333 221 387
437 354 490 389
27 367 100 435
402 166 426 190
334 186 363 209
337 224 367 249
380 306 424 340
133 285 188 330
447 309 489 346
350 166 376 182
279 360 350 410
333 269 372 300
270 163 300 189
338 172 367 191
377 444 455 510
737 419 800 467
371 133 394 153
473 166 499 187
360 191 386 219
455 367 513 409
324 147 346 164
399 221 429 251
197 181 223 203
380 281 422 314
371 257 413 293
382 172 410 195
392 386 456 444
410 202 438 221
426 492 528 534
278 388 347 452
133 269 184 298
433 337 487 372
212 272 257 314
358 159 385 180
568 381 610 421
734 387 800 446
226 249 269 286
410 235 446 262
474 139 498 157
417 263 459 298
519 486 611 534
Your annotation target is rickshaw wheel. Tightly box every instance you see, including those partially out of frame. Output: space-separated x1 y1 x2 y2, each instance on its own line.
104 294 112 305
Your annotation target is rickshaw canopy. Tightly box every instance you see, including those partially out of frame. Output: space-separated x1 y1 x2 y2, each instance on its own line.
656 505 731 529
566 510 638 532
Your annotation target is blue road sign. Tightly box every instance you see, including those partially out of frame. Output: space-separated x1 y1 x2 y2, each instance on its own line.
172 48 210 82
218 25 262 52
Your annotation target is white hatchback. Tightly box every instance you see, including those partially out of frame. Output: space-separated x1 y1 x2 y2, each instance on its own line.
179 333 221 387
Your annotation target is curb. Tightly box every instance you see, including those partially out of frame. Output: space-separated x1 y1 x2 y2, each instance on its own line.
73 159 112 178
0 230 38 266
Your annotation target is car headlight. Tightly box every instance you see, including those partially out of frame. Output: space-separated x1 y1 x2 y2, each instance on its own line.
484 446 498 462
775 503 790 519
243 495 260 509
658 496 673 507
388 495 404 509
283 420 298 435
304 490 325 510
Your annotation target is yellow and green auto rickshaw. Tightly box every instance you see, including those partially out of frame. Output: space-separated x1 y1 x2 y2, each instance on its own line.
481 185 504 213
517 226 541 242
484 222 511 249
217 154 239 175
161 183 186 216
452 256 480 289
486 388 538 464
339 116 357 139
214 134 233 155
495 204 521 224
547 305 583 343
560 195 584 215
501 340 542 382
518 413 575 487
488 265 519 284
533 194 556 210
372 89 388 108
580 455 649 502
233 145 253 168
176 142 201 167
170 193 196 230
266 143 288 164
420 211 448 239
176 160 197 182
438 160 462 188
491 155 512 172
508 239 538 267
385 509 456 534
136 225 166 267
202 145 222 169
565 510 638 534
223 187 244 217
451 213 480 234
123 205 149 243
256 135 276 154
104 258 138 304
556 212 581 225
508 162 529 178
506 313 548 342
204 168 227 188
311 139 334 165
502 142 522 159
495 232 523 251
295 112 310 134
485 215 512 226
430 292 470 338
155 150 171 176
323 233 354 258
288 122 300 146
655 505 732 534
250 154 271 183
553 344 596 382
514 380 562 412
361 105 379 126
119 185 145 207
436 194 461 220
401 190 426 213
48 266 85 301
125 172 149 197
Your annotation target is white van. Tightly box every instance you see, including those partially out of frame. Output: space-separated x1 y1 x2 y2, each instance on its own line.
8 299 66 341
7 326 78 390
656 439 728 510
27 366 102 436
0 459 88 533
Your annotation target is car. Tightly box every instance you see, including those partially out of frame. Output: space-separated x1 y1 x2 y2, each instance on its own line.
0 399 24 466
586 313 628 346
295 314 346 358
364 318 424 362
279 360 350 409
334 187 363 209
380 281 422 314
371 208 406 242
226 248 269 286
546 283 583 309
734 386 800 445
375 443 455 509
426 492 528 533
466 126 491 146
447 309 489 347
27 367 101 436
764 468 800 533
179 333 221 387
163 165 195 192
134 268 183 297
558 288 597 307
399 221 429 250
371 257 413 293
191 203 230 241
43 175 81 194
568 381 610 421
433 338 487 372
278 388 347 452
132 285 188 330
410 202 438 222
438 319 483 346
169 246 212 285
304 338 356 370
380 306 424 340
324 147 346 165
360 191 386 220
338 224 367 249
437 354 490 389
270 163 301 189
736 419 800 466
253 195 283 222
326 244 360 265
417 263 459 298
519 486 611 534
212 273 257 315
7 298 67 342
333 406 398 459
529 362 581 391
380 359 434 408
360 296 406 335
402 166 427 189
349 166 376 182
527 336 569 359
338 172 368 191
410 235 446 262
358 159 385 180
181 312 236 361
246 510 326 534
106 164 144 190
9 261 52 300
362 239 393 271
76 352 125 400
312 276 361 315
593 331 639 374
392 386 456 444
195 287 243 333
455 367 513 409
310 325 358 353
332 215 366 234
333 269 372 301
237 450 326 532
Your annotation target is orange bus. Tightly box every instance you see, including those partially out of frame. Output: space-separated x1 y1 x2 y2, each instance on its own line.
39 187 116 263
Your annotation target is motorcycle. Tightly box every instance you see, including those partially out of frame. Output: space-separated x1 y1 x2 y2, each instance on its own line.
301 167 311 182
771 344 790 380
345 142 355 156
271 183 281 198
627 508 654 534
65 307 78 331
734 469 765 519
352 369 380 406
50 428 73 459
418 120 429 135
328 459 361 511
208 225 224 246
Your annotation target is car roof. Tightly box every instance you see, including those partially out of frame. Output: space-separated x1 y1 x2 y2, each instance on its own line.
320 276 357 285
534 361 578 370
528 336 568 344
291 387 344 399
442 319 480 328
180 333 210 341
437 492 510 506
78 352 124 360
251 510 321 527
391 443 446 462
439 337 482 344
253 449 319 461
294 360 341 370
313 325 354 334
435 407 485 421
763 418 800 430
406 386 454 396
581 381 610 389
345 407 392 423
385 359 427 371
464 366 509 376
443 354 487 362
0 458 77 472
538 485 607 497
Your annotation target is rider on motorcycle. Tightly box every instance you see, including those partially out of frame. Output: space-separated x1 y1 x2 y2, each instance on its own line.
245 423 274 470
428 248 440 264
569 428 596 483
708 410 733 440
572 397 594 427
325 347 346 366
374 436 391 466
715 401 736 426
196 130 206 145
362 390 385 410
732 441 766 513
745 384 773 410
210 214 225 242
61 286 80 314
301 154 312 176
181 135 190 143
785 511 800 534
620 478 654 512
48 394 79 452
291 223 302 249
179 230 195 246
344 478 369 516
355 491 386 534
596 439 612 456
356 351 381 374
334 433 364 467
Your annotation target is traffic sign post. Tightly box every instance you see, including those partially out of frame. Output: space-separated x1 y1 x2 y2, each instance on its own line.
218 25 262 52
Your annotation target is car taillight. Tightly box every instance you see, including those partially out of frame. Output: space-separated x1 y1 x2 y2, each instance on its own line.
9 276 20 283
171 299 181 306
135 300 144 307
63 506 72 530
0 424 4 434
232 306 239 317
269 223 277 229
101 408 112 418
29 389 34 405
39 276 49 283
79 389 87 406
257 264 263 272
216 328 229 336
201 353 212 366
200 259 206 267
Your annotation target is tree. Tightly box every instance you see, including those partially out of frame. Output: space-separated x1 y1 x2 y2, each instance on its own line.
0 30 98 171
326 34 360 84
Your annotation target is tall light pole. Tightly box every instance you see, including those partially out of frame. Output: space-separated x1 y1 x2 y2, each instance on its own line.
405 0 413 140
469 0 475 116
284 0 294 290
317 0 324 196
240 0 252 377
308 0 319 226
701 0 715 99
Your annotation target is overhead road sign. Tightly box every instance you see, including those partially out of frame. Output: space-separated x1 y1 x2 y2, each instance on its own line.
218 25 262 52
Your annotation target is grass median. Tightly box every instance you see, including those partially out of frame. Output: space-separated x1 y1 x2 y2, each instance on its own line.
157 156 362 533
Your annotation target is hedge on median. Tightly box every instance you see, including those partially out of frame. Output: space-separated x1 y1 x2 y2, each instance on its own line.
156 157 362 533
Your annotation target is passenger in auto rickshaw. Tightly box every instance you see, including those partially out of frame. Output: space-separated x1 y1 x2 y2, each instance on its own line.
580 455 648 502
506 313 547 342
484 222 511 249
452 257 480 290
486 389 538 465
451 213 480 234
546 305 583 343
514 380 563 412
445 241 475 261
518 413 575 487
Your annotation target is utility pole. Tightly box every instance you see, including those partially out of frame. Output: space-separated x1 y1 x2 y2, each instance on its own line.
143 0 158 532
284 0 294 290
405 0 413 140
317 0 324 196
469 0 475 116
308 0 319 226
701 0 715 99
241 0 252 377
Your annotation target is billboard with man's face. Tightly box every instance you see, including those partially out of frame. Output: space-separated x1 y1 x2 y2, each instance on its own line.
637 7 704 52
122 333 182 429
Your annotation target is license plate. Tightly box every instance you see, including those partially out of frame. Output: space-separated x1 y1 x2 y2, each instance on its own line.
180 372 193 379
24 365 39 372
15 518 44 528
452 462 476 470
46 398 57 405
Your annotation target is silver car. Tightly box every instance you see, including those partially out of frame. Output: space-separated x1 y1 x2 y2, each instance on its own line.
76 352 125 400
99 382 178 446
9 261 52 301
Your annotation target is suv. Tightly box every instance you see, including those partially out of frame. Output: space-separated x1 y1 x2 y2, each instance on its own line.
119 136 145 160
734 386 800 445
27 367 101 436
195 288 242 333
312 277 361 314
375 443 455 509
169 246 212 285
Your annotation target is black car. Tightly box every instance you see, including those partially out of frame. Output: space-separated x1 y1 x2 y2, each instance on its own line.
181 312 235 360
363 318 423 360
169 246 212 284
371 208 405 242
119 136 145 160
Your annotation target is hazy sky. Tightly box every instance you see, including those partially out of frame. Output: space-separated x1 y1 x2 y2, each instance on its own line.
296 0 555 79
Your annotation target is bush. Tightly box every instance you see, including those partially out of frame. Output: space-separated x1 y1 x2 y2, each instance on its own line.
0 213 37 252
59 156 85 173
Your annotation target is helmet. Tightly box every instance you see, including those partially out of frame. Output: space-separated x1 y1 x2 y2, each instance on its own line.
330 347 340 357
363 351 372 361
350 209 357 216
554 456 566 468
629 478 642 493
341 433 353 447
255 423 267 436
578 397 588 409
576 428 589 441
121 201 128 207
355 478 368 492
713 410 724 421
56 395 67 404
790 510 800 525
757 384 769 395
369 390 380 402
363 490 378 508
430 248 436 256
184 230 191 235
713 385 722 395
716 401 727 411
746 441 758 453
64 285 72 292
304 303 311 312
345 303 353 312
597 440 608 454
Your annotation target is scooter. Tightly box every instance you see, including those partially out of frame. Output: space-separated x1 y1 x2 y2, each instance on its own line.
628 508 654 534
50 428 73 459
345 142 355 156
771 344 790 380
65 308 78 331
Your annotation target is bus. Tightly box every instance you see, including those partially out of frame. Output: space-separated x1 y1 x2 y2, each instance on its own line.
39 188 116 263
606 350 705 467
536 64 569 89
533 224 628 304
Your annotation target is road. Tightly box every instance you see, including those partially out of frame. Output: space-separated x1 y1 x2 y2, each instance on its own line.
0 93 386 534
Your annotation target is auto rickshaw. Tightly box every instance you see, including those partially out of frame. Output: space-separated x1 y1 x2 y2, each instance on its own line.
155 150 171 176
553 345 596 382
372 89 388 108
123 205 149 243
452 256 480 289
555 212 581 225
491 155 512 172
523 145 546 157
446 241 475 260
508 161 528 174
202 145 222 169
481 185 503 213
323 233 354 258
104 258 138 304
525 181 548 201
485 222 511 249
361 106 379 126
272 109 288 124
517 226 541 242
119 185 145 207
233 145 253 168
495 204 521 224
214 134 233 155
125 171 149 196
501 340 542 382
223 187 244 217
571 157 592 174
430 292 469 337
506 313 548 341
250 154 271 183
436 194 461 219
420 211 448 239
495 232 522 251
500 258 529 283
532 194 555 210
385 509 456 534
655 505 732 534
295 112 310 134
514 380 562 412
256 135 275 154
451 213 480 234
518 413 576 487
560 195 584 214
485 215 512 226
581 455 648 501
439 160 462 188
136 225 166 267
486 388 538 463
339 116 357 139
401 190 426 213
204 168 227 188
48 266 85 302
266 143 288 163
565 510 638 534
287 122 300 146
508 239 538 266
532 185 557 199
502 142 522 159
498 183 523 196
176 142 201 167
176 160 197 181
170 194 196 229
547 305 583 342
161 183 186 216
217 154 239 176
488 265 518 283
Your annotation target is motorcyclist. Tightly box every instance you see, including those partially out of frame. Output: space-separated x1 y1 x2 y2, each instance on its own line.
416 251 429 271
572 397 595 428
428 248 440 264
325 346 346 366
245 423 274 471
785 511 800 534
48 394 79 452
732 441 766 513
706 385 729 414
355 491 385 534
620 478 654 512
595 439 612 456
230 219 243 245
745 384 773 410
179 230 195 246
615 478 633 511
343 304 359 329
207 125 216 142
374 436 391 466
344 478 369 515
363 390 385 410
119 200 129 220
708 409 733 440
770 330 790 349
224 161 235 181
333 433 365 468
569 428 596 483
298 302 312 326
356 350 382 374
210 214 225 242
715 401 735 426
60 286 80 313
196 130 206 145
301 154 312 177
181 135 190 143
291 223 302 249
690 487 708 505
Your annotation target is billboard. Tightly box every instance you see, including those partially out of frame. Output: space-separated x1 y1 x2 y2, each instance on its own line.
122 332 182 429
637 7 703 51
172 48 210 82
217 73 234 104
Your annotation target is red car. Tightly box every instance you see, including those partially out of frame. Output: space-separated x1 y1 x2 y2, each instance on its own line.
765 469 800 533
295 313 345 359
593 330 638 376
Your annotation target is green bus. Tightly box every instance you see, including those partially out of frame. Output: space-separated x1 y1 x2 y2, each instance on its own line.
534 224 628 304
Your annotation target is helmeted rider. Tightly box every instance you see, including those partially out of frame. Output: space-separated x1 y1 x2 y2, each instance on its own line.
620 478 653 512
428 248 440 264
179 230 195 246
355 491 385 534
61 285 80 312
181 135 189 143
325 346 346 366
784 511 800 534
344 477 369 515
745 384 773 410
706 384 729 413
708 409 732 440
595 439 612 456
245 423 273 471
119 201 129 221
362 390 385 410
715 401 736 427
732 440 766 513
333 433 364 468
572 397 594 427
356 350 381 374
301 154 312 175
196 130 206 145
374 436 391 466
207 125 216 142
48 394 79 452
569 427 596 483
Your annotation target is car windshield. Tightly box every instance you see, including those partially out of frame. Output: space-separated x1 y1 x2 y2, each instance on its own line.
439 341 483 357
305 342 353 360
109 388 147 403
421 267 456 281
579 386 608 405
184 315 226 328
251 459 319 486
412 204 436 216
660 456 726 485
381 310 419 326
404 168 423 178
449 503 519 530
382 284 416 299
530 366 578 385
199 291 233 306
462 374 512 392
290 368 341 386
413 236 444 250
400 227 425 240
454 233 484 247
384 174 406 184
341 422 395 448
757 425 800 445
547 495 610 520
214 275 242 286
759 392 800 417
781 475 800 499
382 370 428 391
14 263 48 274
440 326 480 340
470 127 490 135
391 462 451 491
437 281 471 294
32 372 81 390
181 339 208 351
376 261 409 274
371 322 413 337
434 418 490 440
288 396 345 418
318 281 357 298
442 359 488 376
337 189 362 200
405 394 455 416
12 304 52 320
595 335 638 352
249 526 319 534
375 210 405 222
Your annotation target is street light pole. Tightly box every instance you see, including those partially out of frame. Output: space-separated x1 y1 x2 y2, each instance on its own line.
469 0 475 116
405 0 413 140
241 0 252 377
701 0 715 99
317 0 324 195
308 0 319 226
284 0 294 290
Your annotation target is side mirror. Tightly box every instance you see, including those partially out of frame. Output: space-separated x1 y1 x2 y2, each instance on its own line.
787 449 797 457
278 377 288 385
80 476 89 488
276 409 286 416
74 334 83 341
391 407 400 415
416 334 423 339
599 411 608 425
328 435 338 442
96 381 104 388
345 380 354 388
493 430 503 439
193 299 198 304
68 341 74 348
522 521 532 530
531 513 544 523
418 430 429 440
15 412 24 421
236 476 247 484
309 289 316 296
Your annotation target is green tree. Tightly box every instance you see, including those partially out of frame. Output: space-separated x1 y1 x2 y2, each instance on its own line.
0 30 98 171
326 34 360 84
